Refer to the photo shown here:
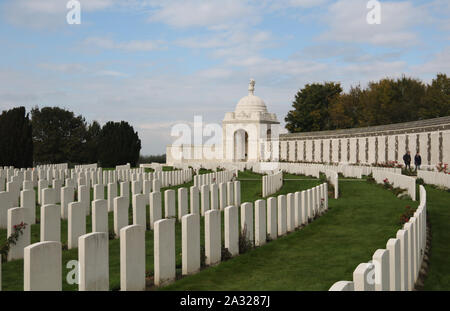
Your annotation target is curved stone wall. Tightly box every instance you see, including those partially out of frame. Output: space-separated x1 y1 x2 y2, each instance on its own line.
276 116 450 167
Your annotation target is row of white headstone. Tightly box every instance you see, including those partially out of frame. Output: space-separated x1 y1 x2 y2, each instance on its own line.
329 185 427 291
193 170 236 187
252 162 401 178
262 170 283 197
15 182 328 291
0 177 243 262
417 170 450 189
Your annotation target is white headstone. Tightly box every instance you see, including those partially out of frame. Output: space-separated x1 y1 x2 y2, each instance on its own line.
92 199 108 233
120 225 146 291
154 219 175 286
205 210 221 266
24 241 62 291
182 214 201 275
40 204 61 242
225 205 239 257
78 232 109 291
255 199 266 247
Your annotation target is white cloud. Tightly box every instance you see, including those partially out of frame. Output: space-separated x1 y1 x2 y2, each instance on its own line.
411 46 450 77
147 0 259 28
83 37 167 52
319 0 426 47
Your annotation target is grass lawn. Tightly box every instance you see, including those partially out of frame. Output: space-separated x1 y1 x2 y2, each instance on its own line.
162 178 420 290
422 185 450 290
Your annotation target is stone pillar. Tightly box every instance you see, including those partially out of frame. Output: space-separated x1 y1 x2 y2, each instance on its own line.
205 210 221 266
68 202 86 249
154 219 176 286
24 241 62 291
79 232 109 291
182 214 200 275
120 225 146 291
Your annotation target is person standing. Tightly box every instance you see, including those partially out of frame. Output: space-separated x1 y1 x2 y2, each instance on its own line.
415 152 422 171
403 151 411 170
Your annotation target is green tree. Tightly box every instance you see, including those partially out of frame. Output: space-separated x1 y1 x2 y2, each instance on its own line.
84 121 101 163
420 73 450 119
0 107 33 167
329 85 364 129
98 121 141 167
285 82 342 132
31 107 88 164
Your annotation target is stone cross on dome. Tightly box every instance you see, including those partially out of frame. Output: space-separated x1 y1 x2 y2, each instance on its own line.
248 79 255 95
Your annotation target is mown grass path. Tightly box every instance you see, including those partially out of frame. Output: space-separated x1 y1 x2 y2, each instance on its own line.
422 185 450 290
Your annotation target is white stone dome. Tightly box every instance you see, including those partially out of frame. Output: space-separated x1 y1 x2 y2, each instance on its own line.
234 79 268 113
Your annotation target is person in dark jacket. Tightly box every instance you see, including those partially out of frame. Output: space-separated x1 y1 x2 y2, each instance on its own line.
414 152 422 171
403 151 411 170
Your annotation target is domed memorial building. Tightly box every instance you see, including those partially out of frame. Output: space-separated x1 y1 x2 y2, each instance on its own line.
166 79 281 164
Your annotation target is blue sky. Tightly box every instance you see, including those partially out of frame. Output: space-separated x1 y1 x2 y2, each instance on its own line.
0 0 448 154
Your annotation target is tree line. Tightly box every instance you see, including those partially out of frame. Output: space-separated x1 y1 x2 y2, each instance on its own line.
0 106 141 168
285 73 450 133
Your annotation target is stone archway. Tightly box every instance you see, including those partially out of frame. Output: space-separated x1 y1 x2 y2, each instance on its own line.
234 129 249 161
